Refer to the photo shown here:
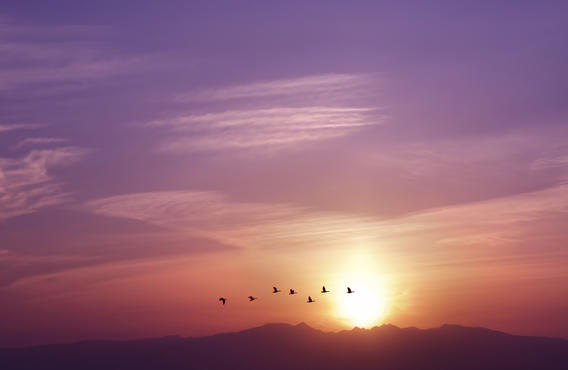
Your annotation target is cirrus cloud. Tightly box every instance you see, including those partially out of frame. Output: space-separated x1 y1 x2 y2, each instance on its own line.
146 74 386 153
0 147 88 222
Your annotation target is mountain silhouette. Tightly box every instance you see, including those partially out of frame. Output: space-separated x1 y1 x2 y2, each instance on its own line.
1 323 567 370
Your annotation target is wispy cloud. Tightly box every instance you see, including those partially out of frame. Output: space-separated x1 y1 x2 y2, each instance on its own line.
0 124 40 134
0 19 109 39
87 190 375 249
151 106 381 151
87 191 303 240
0 53 145 92
86 181 568 253
11 137 68 149
530 155 568 171
361 128 568 180
0 251 110 288
147 74 385 153
0 147 87 222
176 73 373 102
0 21 147 94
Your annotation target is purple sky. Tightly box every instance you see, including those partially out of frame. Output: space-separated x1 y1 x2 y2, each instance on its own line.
1 1 568 346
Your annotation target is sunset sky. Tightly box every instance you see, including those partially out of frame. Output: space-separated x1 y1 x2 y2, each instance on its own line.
1 1 567 347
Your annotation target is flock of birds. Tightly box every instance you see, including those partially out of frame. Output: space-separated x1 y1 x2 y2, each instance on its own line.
218 286 355 305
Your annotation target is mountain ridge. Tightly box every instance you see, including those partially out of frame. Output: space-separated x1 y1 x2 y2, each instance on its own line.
1 322 567 370
3 322 566 349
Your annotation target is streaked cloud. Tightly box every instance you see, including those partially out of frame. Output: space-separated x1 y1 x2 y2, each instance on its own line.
87 191 303 243
0 251 109 288
147 74 385 152
360 127 568 181
0 147 87 222
0 124 40 134
86 181 568 252
530 155 568 171
152 106 381 152
11 137 68 149
86 189 384 250
0 20 147 94
176 73 373 102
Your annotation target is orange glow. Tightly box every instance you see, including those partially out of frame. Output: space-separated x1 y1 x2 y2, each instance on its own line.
331 249 390 328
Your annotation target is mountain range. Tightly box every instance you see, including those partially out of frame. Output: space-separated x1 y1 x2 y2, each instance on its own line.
1 322 567 369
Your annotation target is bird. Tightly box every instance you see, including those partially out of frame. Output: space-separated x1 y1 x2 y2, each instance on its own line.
307 296 315 303
248 296 257 302
289 289 297 295
218 297 226 305
347 287 355 294
321 286 329 293
272 286 281 293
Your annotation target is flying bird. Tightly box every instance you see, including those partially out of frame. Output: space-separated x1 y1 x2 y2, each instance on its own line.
218 297 226 305
307 296 315 303
347 287 355 294
248 296 257 302
272 286 281 293
321 286 329 293
289 289 297 295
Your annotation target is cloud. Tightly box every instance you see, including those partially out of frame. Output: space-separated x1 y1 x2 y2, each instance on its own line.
0 147 87 222
176 73 373 102
87 191 303 239
356 126 568 182
0 252 109 288
86 123 568 255
87 190 374 249
0 19 109 39
86 181 568 253
0 20 147 94
0 55 145 91
11 137 68 149
147 74 385 153
398 183 568 237
0 124 40 134
151 106 381 152
530 155 568 171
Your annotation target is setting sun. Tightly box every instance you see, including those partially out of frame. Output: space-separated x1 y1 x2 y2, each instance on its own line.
331 250 390 328
337 283 387 327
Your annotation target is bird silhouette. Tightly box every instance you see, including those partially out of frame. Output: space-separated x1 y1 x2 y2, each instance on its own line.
347 287 355 294
218 297 226 305
289 289 297 295
248 296 257 302
321 286 329 293
307 296 315 303
272 286 281 293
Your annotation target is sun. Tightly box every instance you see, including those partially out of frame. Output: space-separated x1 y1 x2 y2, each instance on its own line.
339 283 387 327
331 250 389 328
334 280 388 328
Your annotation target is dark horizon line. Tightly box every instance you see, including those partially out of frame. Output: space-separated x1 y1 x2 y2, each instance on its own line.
3 321 567 350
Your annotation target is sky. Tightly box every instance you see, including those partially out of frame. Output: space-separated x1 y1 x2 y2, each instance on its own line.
1 0 567 347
